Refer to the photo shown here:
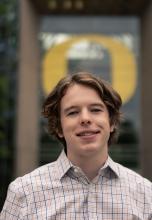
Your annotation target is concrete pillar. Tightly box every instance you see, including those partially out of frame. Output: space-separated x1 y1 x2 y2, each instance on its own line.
140 1 152 181
16 0 40 176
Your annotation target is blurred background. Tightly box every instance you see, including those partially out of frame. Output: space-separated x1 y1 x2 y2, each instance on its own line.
0 0 152 210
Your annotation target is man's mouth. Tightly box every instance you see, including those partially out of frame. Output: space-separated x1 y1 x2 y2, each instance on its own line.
76 130 100 137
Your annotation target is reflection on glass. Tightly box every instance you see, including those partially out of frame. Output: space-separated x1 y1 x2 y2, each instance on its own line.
67 41 111 82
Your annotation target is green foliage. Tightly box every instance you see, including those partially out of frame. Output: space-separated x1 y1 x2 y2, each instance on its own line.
0 0 18 210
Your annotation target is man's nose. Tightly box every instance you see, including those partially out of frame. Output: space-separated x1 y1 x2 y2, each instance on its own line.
80 109 91 125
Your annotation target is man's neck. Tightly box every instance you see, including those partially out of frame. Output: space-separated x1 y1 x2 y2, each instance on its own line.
67 150 108 181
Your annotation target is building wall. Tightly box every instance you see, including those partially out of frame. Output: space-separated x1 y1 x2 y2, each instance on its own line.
16 0 40 176
141 1 152 181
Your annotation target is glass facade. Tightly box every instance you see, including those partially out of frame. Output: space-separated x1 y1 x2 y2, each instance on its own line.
39 16 140 171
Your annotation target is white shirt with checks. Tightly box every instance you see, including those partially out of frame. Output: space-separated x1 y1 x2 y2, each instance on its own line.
0 150 152 220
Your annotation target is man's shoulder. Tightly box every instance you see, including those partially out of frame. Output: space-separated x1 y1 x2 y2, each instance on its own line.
114 160 152 189
9 160 58 192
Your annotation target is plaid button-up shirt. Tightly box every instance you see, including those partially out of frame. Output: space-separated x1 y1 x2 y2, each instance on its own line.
1 150 152 220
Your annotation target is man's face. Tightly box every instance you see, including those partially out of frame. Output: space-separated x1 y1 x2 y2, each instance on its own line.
58 83 114 162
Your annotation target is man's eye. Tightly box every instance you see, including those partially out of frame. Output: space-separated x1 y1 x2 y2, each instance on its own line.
67 111 78 116
91 108 102 112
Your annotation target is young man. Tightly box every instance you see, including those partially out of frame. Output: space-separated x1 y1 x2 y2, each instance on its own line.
1 72 152 219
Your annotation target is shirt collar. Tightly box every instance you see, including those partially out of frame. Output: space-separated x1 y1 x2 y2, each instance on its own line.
56 150 73 180
105 156 120 178
55 150 120 180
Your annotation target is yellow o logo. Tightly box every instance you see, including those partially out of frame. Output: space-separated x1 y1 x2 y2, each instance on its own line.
42 34 136 103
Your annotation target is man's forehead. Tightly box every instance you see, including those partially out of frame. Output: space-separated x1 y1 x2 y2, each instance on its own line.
63 83 101 97
60 84 105 110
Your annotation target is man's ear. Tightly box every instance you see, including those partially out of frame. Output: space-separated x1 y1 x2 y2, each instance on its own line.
56 127 64 138
58 132 64 138
110 124 115 133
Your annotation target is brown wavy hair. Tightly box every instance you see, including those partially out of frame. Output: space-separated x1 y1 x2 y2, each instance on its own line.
42 72 122 149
